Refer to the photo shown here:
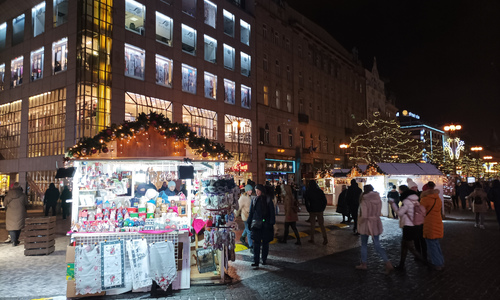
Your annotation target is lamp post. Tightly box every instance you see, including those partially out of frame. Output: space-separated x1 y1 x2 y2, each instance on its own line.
339 143 350 169
232 120 245 184
444 124 463 175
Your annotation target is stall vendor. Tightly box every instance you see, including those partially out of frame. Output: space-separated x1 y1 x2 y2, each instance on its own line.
135 181 158 197
165 181 178 196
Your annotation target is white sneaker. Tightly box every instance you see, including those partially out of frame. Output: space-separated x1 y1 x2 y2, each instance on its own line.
480 225 485 229
4 237 11 243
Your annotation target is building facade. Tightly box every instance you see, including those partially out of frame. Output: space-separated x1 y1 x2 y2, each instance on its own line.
365 57 397 120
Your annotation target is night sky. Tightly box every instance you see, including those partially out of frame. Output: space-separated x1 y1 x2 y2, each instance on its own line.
286 0 500 146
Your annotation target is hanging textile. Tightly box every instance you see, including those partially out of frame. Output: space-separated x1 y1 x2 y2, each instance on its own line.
148 241 177 291
75 244 102 295
100 240 126 290
126 239 152 289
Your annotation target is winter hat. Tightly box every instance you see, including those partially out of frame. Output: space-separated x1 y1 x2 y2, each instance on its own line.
168 181 176 188
422 184 430 191
145 188 159 200
244 184 253 192
255 184 266 193
407 178 418 190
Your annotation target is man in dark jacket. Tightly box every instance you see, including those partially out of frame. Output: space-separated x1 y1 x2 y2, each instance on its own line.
346 179 362 235
60 185 72 220
44 183 60 216
304 180 328 245
487 179 500 231
387 185 400 219
247 184 276 269
457 181 471 210
336 185 349 223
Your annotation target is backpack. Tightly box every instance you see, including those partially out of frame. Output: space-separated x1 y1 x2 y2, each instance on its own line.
474 195 483 205
411 200 426 226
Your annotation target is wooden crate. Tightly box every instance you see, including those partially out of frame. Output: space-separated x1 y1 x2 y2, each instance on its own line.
24 239 55 250
24 245 55 256
24 217 56 256
25 216 56 227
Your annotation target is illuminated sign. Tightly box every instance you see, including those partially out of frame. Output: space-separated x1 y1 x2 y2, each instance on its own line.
396 110 420 119
265 159 295 173
232 162 248 172
444 137 464 160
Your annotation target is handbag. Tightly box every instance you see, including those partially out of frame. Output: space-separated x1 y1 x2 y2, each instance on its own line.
251 218 263 230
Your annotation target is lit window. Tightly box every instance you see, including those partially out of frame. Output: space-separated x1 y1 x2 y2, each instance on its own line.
204 35 217 63
204 72 217 99
182 64 197 94
241 52 251 77
52 37 68 74
32 2 46 37
286 94 292 113
204 0 216 28
182 24 197 55
156 12 173 46
182 104 217 140
53 0 68 27
10 56 23 88
12 14 25 46
182 0 196 17
124 44 145 80
0 100 22 159
0 64 5 91
224 79 235 105
30 47 44 82
275 90 280 109
125 92 172 122
240 20 250 45
155 54 173 87
0 23 6 50
225 115 252 161
223 44 235 70
241 85 251 109
28 89 66 157
125 0 145 35
263 85 268 106
223 10 234 37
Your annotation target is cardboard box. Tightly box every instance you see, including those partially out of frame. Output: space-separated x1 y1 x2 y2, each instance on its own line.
66 246 75 263
66 280 105 298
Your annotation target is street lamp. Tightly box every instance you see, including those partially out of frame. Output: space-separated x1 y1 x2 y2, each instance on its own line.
339 143 350 169
443 124 463 175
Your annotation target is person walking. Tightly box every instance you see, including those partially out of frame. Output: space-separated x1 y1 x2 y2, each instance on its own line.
457 181 470 210
355 184 394 274
420 181 445 271
387 184 400 219
236 184 253 250
346 179 362 235
247 184 275 269
468 182 489 229
279 184 301 245
304 180 328 245
487 179 500 231
60 185 72 220
336 185 349 223
44 183 60 217
5 182 28 247
389 185 425 270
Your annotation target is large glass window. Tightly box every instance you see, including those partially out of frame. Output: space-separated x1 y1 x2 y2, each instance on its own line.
182 64 197 94
223 10 234 37
241 85 251 109
182 24 197 55
223 44 235 70
125 92 172 122
32 2 46 37
182 105 217 140
124 44 145 80
155 55 173 88
204 35 217 63
76 84 111 139
125 0 145 35
53 0 68 27
0 64 5 91
182 0 196 17
0 23 6 50
241 52 251 77
225 115 252 161
204 0 217 28
10 56 23 88
12 14 25 46
224 79 235 105
0 100 22 160
30 47 44 82
240 20 250 45
204 72 217 99
28 89 66 157
52 37 67 74
156 12 173 46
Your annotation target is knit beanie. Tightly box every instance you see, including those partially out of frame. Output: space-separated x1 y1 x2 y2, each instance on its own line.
407 178 418 189
244 184 253 192
255 184 266 193
168 181 176 188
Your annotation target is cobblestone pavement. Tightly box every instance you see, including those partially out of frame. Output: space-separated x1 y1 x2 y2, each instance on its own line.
1 207 500 300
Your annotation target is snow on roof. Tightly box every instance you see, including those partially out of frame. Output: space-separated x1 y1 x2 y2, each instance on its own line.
358 163 443 176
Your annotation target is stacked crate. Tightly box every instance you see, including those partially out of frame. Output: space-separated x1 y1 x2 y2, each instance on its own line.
24 216 56 256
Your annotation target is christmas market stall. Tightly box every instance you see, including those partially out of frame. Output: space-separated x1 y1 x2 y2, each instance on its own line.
315 169 351 206
348 163 445 217
63 112 239 297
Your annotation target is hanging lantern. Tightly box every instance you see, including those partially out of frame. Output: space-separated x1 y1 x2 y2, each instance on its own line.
202 152 208 158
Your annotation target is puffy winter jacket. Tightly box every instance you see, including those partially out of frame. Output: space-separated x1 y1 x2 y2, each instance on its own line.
420 189 443 239
391 194 419 228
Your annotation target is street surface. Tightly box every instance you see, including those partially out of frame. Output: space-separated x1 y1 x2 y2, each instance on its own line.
1 206 499 300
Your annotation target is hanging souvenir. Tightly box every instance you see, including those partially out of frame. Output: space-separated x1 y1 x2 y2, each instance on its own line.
126 239 152 290
75 244 102 295
149 241 178 291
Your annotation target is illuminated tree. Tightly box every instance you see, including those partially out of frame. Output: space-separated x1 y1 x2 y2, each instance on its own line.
426 139 455 175
349 113 423 164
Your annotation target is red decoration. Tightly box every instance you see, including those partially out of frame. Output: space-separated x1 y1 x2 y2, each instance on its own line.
91 149 97 154
102 147 109 153
202 152 208 158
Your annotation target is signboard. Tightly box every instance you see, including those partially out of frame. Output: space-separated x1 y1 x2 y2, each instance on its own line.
265 159 295 173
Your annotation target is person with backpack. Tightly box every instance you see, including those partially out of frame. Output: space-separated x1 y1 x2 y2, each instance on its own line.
420 181 444 271
468 182 489 229
389 185 426 270
247 184 276 269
